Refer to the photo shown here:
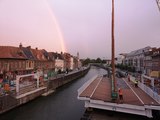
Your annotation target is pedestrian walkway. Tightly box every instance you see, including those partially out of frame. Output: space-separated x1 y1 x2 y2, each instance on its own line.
78 75 160 118
122 77 159 105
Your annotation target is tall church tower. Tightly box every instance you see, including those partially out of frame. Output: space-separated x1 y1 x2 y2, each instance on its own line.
77 52 79 59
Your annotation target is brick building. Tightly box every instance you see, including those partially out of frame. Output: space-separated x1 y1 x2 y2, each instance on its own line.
0 46 27 79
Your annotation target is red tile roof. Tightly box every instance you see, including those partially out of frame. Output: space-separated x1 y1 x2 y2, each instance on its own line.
0 46 27 59
31 49 48 61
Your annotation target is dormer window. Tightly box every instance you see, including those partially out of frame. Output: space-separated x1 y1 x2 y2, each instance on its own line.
17 51 23 56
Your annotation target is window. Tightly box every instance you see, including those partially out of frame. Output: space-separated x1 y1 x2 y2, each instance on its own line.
3 63 9 71
10 62 13 69
23 61 25 68
19 61 22 68
15 62 17 69
29 61 31 68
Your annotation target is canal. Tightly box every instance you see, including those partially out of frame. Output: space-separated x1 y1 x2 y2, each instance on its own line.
0 67 155 120
0 67 107 120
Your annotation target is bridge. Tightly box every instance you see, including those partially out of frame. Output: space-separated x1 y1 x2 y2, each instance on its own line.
78 65 160 118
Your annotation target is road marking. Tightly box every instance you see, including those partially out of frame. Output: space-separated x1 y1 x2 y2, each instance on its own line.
90 76 103 98
122 78 144 105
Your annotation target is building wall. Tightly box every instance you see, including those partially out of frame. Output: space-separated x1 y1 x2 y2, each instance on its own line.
124 47 151 73
152 56 160 71
144 48 160 76
70 57 74 70
115 55 125 65
78 60 82 68
26 60 34 70
0 60 26 72
73 57 78 69
55 59 64 72
63 53 71 70
106 60 111 65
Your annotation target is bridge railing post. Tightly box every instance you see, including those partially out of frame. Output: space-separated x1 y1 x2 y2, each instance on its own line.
16 76 20 93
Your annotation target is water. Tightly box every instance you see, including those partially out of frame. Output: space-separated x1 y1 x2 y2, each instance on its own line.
0 67 107 120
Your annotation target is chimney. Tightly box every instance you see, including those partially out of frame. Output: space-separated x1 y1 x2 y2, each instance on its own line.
19 43 22 48
27 46 31 49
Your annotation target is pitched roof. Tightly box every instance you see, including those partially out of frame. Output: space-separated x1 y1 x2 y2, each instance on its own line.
0 46 27 59
55 53 64 60
48 52 55 60
42 49 52 61
127 46 151 57
49 52 64 60
21 47 36 60
63 53 71 59
31 49 48 61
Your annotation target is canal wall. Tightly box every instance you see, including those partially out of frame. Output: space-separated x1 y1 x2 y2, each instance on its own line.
0 94 18 114
47 68 89 91
0 67 90 114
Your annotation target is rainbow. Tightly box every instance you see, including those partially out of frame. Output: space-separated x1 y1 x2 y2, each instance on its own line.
43 0 66 52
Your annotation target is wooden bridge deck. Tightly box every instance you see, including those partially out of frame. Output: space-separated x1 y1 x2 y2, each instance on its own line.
79 76 159 106
78 75 160 119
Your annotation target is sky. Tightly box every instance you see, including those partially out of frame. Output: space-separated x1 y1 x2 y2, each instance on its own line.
0 0 160 59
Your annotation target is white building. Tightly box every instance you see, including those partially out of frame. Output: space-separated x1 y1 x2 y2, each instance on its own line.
70 56 74 70
55 59 64 72
124 46 151 73
115 55 126 65
53 53 65 72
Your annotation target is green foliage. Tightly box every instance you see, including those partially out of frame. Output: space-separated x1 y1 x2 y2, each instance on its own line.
96 58 102 63
82 58 90 66
82 57 105 66
115 63 135 72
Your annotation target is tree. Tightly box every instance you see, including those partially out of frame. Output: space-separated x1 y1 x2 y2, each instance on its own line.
82 58 91 66
96 58 102 63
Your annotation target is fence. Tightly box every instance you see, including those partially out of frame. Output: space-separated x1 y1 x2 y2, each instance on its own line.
138 81 160 104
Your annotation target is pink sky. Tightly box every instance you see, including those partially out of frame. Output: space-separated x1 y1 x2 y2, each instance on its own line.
0 0 65 52
0 0 160 59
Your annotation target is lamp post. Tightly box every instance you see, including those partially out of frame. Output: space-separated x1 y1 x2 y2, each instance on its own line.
111 0 118 100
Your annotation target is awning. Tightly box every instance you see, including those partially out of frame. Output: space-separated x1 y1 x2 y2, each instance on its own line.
150 71 160 78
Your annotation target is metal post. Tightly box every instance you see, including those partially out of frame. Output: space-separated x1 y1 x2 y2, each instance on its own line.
16 76 20 93
112 0 115 91
111 0 118 100
36 74 39 88
156 0 160 12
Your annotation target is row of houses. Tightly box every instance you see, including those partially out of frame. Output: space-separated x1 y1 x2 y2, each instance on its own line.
116 46 160 78
115 46 160 95
0 44 82 80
